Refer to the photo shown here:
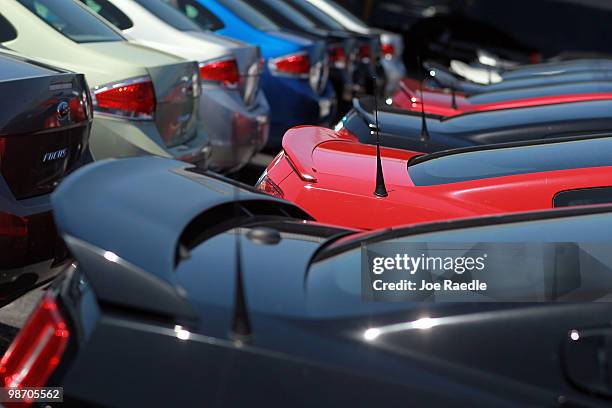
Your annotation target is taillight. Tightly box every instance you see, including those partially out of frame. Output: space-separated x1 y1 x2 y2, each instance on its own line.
0 212 27 237
328 45 347 69
0 293 69 398
359 44 371 62
92 76 156 120
199 58 240 88
268 52 310 77
381 43 395 59
256 171 284 198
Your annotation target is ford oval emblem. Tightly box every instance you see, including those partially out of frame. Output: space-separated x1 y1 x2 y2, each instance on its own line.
57 101 70 121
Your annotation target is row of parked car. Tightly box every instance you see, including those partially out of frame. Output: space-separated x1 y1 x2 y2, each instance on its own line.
0 0 403 300
4 0 612 406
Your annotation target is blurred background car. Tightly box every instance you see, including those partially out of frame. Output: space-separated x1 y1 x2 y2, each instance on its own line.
305 0 406 97
165 0 336 149
244 0 356 118
0 48 91 305
1 0 208 165
80 0 270 173
286 0 385 99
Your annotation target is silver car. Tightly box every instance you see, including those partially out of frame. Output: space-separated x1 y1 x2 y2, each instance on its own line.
81 0 270 173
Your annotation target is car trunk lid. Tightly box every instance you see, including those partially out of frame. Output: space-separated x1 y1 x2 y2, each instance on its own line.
147 61 200 147
0 54 91 200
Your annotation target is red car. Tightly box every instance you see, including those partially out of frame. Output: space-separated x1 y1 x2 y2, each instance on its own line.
392 77 612 117
257 127 612 230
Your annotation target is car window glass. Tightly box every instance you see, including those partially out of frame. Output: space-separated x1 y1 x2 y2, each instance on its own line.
16 0 124 43
132 0 202 31
323 0 368 28
80 0 134 30
287 0 344 30
214 0 279 31
408 137 612 186
0 14 18 42
554 187 612 208
257 0 317 30
161 0 225 31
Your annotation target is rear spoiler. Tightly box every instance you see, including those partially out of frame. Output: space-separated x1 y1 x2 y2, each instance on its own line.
282 125 358 183
52 157 311 320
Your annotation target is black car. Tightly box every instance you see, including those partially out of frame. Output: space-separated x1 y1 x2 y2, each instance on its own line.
249 0 358 114
0 49 92 304
3 156 612 406
341 96 612 153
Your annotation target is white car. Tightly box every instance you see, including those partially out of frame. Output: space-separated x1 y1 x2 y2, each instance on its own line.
305 0 406 97
81 0 270 173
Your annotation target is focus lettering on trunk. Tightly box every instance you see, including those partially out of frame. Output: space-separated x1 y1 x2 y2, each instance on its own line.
43 148 68 163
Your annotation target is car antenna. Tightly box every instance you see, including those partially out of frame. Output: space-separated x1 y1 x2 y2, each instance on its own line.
449 80 458 110
417 56 430 143
371 74 388 198
230 184 251 341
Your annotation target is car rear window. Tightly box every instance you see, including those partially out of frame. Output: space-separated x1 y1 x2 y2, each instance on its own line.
254 0 317 31
162 0 224 31
286 0 344 31
215 0 279 32
554 187 612 208
0 14 18 42
408 137 612 186
16 0 124 43
79 0 134 30
133 0 202 31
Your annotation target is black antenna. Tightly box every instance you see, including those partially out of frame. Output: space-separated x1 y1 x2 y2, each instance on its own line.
230 185 251 340
372 75 388 198
417 56 430 143
450 81 458 110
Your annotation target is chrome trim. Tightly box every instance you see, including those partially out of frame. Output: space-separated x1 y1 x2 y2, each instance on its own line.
91 76 154 121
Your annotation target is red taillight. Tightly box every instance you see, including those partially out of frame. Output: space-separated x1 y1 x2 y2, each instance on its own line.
256 173 284 198
359 44 371 62
328 46 347 68
0 293 69 398
199 58 240 88
93 77 156 120
381 43 395 58
0 212 27 237
269 53 310 77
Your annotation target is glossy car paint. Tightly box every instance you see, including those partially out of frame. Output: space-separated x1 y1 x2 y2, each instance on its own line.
0 50 91 303
11 156 612 406
1 0 207 163
305 0 406 97
261 127 612 230
172 0 336 147
393 77 612 116
341 97 612 154
83 0 269 172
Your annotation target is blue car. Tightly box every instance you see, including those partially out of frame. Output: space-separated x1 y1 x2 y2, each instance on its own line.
166 0 337 148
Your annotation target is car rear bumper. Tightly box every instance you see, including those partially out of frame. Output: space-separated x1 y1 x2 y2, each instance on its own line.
201 86 270 173
0 202 67 304
88 115 211 166
264 77 337 148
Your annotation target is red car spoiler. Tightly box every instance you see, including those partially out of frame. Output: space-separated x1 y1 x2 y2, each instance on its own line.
282 126 358 183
